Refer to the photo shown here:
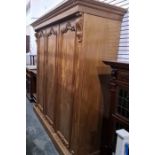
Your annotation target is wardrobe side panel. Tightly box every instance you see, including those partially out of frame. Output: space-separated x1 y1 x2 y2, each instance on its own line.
77 13 122 154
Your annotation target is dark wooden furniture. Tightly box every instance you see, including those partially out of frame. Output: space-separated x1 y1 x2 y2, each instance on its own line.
26 35 30 53
103 60 129 155
26 67 37 102
31 70 37 102
32 1 126 155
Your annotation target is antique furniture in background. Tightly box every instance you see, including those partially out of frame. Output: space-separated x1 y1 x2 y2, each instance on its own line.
103 60 129 155
27 54 37 66
26 66 37 102
32 0 126 154
30 55 37 65
26 35 30 53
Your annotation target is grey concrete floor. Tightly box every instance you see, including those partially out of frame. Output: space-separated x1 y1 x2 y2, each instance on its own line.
26 98 59 155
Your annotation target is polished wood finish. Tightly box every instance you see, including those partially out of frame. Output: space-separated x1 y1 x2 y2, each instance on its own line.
32 1 126 155
45 25 59 127
56 19 77 148
36 32 45 111
103 60 129 155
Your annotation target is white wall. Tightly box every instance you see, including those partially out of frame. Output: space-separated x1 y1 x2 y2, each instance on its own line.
100 0 129 61
28 0 65 23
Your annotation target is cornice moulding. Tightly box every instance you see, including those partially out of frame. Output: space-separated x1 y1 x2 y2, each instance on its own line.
31 0 126 30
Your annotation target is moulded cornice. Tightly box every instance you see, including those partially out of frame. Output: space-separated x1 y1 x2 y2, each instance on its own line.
32 0 126 30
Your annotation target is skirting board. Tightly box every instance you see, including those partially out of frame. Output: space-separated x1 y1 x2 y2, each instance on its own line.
33 105 72 155
33 105 101 155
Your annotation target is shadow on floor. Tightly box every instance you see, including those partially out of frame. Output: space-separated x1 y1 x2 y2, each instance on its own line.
26 98 59 155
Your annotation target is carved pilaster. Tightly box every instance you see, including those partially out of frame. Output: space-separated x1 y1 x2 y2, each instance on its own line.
37 30 46 38
35 31 46 47
47 27 57 36
35 32 39 39
75 17 83 43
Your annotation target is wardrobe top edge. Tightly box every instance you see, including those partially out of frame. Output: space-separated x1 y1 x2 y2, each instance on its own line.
31 0 127 30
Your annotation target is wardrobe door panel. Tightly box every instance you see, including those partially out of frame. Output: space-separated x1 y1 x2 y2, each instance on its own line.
46 26 59 126
37 32 45 111
56 20 76 147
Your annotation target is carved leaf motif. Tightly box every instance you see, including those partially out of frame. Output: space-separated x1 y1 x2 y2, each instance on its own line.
61 22 76 33
48 27 57 36
35 31 45 38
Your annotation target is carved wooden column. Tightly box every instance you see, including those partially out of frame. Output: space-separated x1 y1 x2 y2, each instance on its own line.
35 30 46 113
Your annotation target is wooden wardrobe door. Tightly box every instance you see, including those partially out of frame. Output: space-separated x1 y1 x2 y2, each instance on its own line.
45 26 59 126
37 31 45 111
56 20 76 148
